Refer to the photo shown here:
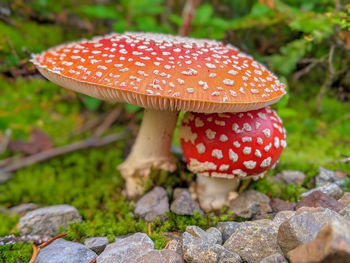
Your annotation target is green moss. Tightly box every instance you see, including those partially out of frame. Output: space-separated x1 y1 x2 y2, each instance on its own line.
0 242 33 263
0 213 19 237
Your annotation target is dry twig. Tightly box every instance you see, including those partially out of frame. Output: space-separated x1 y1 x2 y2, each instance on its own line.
0 132 127 175
0 129 11 155
29 233 67 263
179 0 200 37
93 106 123 137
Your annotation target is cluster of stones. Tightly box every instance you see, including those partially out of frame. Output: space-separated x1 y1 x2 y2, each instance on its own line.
180 107 286 179
1 167 350 262
32 32 285 112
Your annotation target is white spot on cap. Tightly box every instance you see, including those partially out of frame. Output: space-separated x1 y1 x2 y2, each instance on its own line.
195 117 204 127
243 147 251 155
257 137 263 145
260 157 272 168
215 120 226 126
258 112 267 120
232 169 247 177
212 149 223 159
242 137 252 142
196 143 206 154
263 129 271 138
219 164 230 171
243 161 256 169
274 137 280 148
219 134 228 142
243 123 252 131
255 121 261 129
264 143 272 152
281 139 287 148
255 149 262 158
205 129 216 140
223 79 234 86
233 141 240 148
229 149 238 162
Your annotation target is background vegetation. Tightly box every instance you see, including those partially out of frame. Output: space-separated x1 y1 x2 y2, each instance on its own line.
0 0 349 261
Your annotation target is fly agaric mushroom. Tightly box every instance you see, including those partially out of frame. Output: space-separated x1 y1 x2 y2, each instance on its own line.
179 107 286 211
31 32 285 198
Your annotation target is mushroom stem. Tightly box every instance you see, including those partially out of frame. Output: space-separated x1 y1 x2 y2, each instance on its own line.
196 175 240 212
118 109 178 198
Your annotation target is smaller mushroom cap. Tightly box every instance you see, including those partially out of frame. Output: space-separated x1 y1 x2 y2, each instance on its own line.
32 32 286 113
179 107 286 178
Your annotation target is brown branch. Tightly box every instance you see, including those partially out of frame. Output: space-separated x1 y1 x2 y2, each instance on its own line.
0 129 11 155
316 45 336 113
179 0 200 36
0 132 127 175
29 233 67 263
93 106 123 137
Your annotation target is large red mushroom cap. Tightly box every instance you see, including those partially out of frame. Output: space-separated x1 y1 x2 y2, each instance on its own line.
32 32 286 113
179 107 286 179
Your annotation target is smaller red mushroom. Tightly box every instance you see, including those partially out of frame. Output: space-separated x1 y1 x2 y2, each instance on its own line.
179 107 286 211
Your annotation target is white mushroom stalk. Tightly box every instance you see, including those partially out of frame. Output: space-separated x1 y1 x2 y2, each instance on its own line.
118 109 178 197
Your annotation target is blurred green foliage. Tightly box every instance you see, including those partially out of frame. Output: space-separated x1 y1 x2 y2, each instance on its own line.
0 0 349 261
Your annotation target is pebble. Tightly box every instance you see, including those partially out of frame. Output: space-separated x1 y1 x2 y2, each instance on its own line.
338 192 350 206
260 253 288 263
0 234 50 246
287 218 350 263
277 207 342 255
136 249 183 263
34 238 97 263
84 237 108 255
206 227 222 245
224 219 281 263
270 198 295 213
19 205 82 236
272 210 296 227
167 238 183 256
339 204 350 220
186 226 221 244
182 232 241 263
300 182 343 200
134 186 169 222
315 167 345 187
9 203 38 215
170 188 203 216
215 222 240 243
274 170 306 186
296 190 344 212
229 190 272 219
97 233 154 263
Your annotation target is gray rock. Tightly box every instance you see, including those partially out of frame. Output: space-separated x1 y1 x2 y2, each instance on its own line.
260 253 288 263
338 192 350 206
167 238 183 256
135 249 183 263
34 238 97 263
19 205 82 236
9 203 38 215
287 217 350 263
301 182 343 200
229 190 272 219
277 207 342 255
206 227 222 245
224 219 281 263
97 233 154 263
216 222 240 243
170 188 203 216
272 211 296 227
274 170 306 186
340 204 350 220
316 167 345 187
134 187 169 222
84 237 108 255
183 232 241 263
186 226 220 244
0 234 50 246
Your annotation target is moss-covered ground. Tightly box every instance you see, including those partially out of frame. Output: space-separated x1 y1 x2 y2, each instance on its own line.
0 1 349 262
